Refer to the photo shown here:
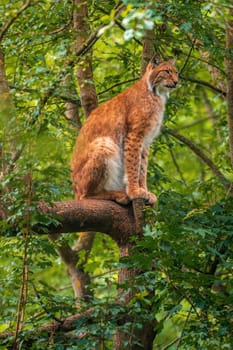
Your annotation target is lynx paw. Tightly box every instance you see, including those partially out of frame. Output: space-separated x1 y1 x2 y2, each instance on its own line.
147 192 157 205
128 188 148 201
128 188 157 205
115 193 130 205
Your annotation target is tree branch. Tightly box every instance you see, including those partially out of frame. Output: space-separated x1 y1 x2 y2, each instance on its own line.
0 308 94 341
165 128 232 191
180 75 226 96
0 0 39 43
0 199 137 244
98 78 138 96
34 199 136 245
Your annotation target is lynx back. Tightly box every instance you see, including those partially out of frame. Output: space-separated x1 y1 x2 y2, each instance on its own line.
71 55 178 204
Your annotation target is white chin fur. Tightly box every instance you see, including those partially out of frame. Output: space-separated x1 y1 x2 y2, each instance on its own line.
147 80 169 99
156 86 170 99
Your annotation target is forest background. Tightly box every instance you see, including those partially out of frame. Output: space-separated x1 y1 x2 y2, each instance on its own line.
0 0 233 349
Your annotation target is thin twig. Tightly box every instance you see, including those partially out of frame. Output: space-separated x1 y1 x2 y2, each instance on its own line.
48 18 72 35
162 337 180 350
174 116 211 131
176 306 193 349
161 268 200 318
165 134 188 186
13 171 33 350
181 54 226 76
179 38 196 75
31 282 63 324
98 78 138 96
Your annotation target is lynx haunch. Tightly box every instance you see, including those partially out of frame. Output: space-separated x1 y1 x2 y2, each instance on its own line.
71 55 178 204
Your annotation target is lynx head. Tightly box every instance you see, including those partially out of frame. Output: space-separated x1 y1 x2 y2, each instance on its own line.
146 55 178 97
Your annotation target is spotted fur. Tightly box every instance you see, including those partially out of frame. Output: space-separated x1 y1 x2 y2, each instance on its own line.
71 56 178 204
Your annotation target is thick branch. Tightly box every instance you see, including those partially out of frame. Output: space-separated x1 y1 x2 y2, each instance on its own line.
0 308 94 340
0 199 139 243
37 199 136 245
49 233 92 299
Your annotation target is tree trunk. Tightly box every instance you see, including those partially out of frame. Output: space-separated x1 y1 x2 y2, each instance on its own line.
70 0 99 299
140 29 155 76
0 50 10 96
49 0 99 301
0 49 17 217
73 0 98 117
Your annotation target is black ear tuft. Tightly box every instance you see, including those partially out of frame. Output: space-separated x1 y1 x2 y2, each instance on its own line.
150 54 161 67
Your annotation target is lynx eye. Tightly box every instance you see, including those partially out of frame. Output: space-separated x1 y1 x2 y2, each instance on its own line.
165 70 170 74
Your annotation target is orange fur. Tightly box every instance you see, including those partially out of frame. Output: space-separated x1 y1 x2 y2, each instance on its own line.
71 55 178 204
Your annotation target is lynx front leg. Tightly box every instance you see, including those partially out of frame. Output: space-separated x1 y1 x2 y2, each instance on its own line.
139 147 149 190
139 148 157 205
124 133 149 201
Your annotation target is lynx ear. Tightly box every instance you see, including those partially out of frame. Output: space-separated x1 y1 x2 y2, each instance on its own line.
169 57 176 65
150 54 161 67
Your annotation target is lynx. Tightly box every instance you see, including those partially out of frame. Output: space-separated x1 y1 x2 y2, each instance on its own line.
71 55 178 205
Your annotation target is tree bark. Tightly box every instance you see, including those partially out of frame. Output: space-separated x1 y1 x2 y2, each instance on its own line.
49 234 92 300
140 29 155 76
0 50 10 96
0 308 94 342
34 199 135 245
62 71 81 129
73 0 98 117
0 49 17 218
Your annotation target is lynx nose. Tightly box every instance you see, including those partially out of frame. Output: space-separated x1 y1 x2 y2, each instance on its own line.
173 81 178 87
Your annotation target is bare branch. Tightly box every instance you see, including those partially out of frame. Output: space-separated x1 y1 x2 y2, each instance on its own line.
98 78 138 96
48 18 72 35
75 28 101 57
165 134 187 185
179 38 196 75
49 233 92 299
174 116 211 131
180 75 226 96
165 128 232 191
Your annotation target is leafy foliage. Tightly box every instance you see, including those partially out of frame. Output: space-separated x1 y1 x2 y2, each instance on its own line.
0 0 232 349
